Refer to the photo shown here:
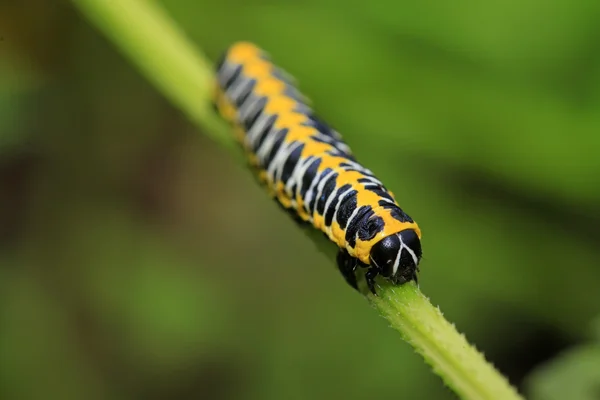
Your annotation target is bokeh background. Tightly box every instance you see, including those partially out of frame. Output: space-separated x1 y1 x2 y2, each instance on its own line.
2 1 600 399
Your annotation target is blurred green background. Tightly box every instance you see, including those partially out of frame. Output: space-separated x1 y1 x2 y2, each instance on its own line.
2 1 600 399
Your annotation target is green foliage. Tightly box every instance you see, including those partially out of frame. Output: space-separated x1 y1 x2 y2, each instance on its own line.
0 59 39 150
526 317 600 400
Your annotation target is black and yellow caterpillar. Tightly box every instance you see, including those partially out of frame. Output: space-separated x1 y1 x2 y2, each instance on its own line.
213 42 422 294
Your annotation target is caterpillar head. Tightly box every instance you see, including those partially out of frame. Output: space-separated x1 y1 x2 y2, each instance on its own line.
369 229 422 284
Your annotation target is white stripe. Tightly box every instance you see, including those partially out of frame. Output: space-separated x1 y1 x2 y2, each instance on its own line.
247 113 273 145
217 62 239 88
267 140 303 183
238 94 262 123
324 186 353 236
392 233 419 275
391 240 403 275
227 78 253 103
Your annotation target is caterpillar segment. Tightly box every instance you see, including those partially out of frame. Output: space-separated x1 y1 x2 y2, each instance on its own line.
213 42 423 294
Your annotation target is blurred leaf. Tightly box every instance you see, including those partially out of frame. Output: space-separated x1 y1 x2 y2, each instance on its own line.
0 265 122 400
39 199 236 371
332 0 600 81
526 344 600 400
0 58 41 150
168 2 600 205
592 315 600 341
0 0 75 73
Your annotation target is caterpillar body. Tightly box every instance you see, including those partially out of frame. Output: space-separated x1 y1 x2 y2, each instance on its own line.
213 42 422 294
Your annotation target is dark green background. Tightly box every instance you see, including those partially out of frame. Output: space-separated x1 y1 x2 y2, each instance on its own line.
1 1 600 399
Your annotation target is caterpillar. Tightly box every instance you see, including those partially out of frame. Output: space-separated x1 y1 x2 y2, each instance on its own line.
213 42 422 295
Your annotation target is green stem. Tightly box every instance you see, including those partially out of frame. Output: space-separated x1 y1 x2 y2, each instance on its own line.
369 282 521 399
70 0 523 399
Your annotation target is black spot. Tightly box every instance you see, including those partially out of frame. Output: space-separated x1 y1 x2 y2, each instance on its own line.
263 128 288 168
336 191 358 229
324 184 352 227
316 173 338 216
379 203 414 223
366 185 395 203
280 143 304 185
378 200 390 208
251 115 277 153
345 206 374 247
358 215 385 241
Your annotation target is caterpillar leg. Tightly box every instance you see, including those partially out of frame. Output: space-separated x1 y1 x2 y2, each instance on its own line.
336 249 359 291
365 268 379 296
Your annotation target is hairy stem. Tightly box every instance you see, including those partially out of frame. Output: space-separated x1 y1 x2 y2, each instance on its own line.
369 282 521 399
70 0 523 398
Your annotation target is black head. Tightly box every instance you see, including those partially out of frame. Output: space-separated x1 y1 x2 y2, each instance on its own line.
369 229 422 284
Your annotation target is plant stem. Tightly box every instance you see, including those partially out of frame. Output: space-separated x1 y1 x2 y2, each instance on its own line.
370 282 522 399
69 0 524 399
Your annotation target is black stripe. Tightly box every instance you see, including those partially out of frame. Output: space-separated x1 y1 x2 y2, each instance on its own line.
357 215 384 241
235 79 256 108
252 115 277 153
345 206 374 248
336 190 358 229
243 97 267 131
378 202 414 223
280 143 304 185
324 184 352 227
308 168 332 214
223 64 242 90
263 128 288 168
299 157 321 202
316 173 338 216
